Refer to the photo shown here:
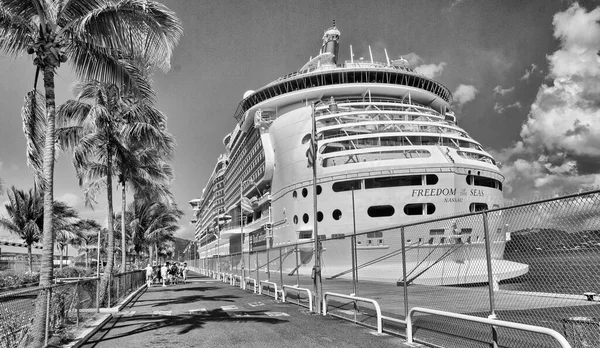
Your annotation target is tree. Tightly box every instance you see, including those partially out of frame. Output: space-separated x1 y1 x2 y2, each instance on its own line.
70 219 101 269
0 187 42 273
0 1 182 344
56 80 175 302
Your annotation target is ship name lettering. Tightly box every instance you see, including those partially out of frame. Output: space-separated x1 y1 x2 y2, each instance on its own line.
411 188 456 197
444 198 463 202
470 189 485 196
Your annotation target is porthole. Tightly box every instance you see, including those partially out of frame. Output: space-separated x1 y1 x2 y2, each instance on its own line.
404 203 436 215
466 175 473 185
302 188 308 197
317 211 323 222
367 205 395 217
301 134 311 144
293 191 297 198
303 213 309 223
332 209 342 220
316 185 322 195
293 215 298 224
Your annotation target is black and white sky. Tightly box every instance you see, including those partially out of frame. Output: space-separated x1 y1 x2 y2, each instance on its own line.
1 0 599 240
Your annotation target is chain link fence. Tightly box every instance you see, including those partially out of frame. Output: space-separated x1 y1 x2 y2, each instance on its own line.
190 190 600 348
0 269 145 347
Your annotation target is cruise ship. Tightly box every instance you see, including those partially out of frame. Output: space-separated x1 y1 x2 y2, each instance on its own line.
190 24 528 285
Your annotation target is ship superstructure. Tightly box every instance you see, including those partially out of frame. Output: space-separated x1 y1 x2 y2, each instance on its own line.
190 24 527 285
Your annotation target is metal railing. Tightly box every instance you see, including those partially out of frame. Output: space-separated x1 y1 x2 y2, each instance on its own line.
323 292 382 334
407 307 572 348
0 269 145 348
187 189 600 347
282 285 313 312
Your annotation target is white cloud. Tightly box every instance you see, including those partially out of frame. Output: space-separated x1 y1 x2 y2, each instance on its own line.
520 63 539 81
57 192 80 208
452 84 478 106
498 3 600 199
415 62 447 79
494 101 522 114
399 52 447 78
493 85 514 96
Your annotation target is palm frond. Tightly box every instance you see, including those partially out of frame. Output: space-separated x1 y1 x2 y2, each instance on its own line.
0 4 35 56
21 90 47 187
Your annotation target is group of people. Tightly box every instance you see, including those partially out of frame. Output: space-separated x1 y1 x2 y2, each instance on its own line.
145 261 189 287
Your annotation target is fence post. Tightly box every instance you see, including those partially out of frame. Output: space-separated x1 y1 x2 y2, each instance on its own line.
401 227 409 319
482 211 498 348
256 252 260 287
295 245 300 285
279 248 283 290
96 278 100 313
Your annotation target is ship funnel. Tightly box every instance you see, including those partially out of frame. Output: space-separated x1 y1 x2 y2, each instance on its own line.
321 20 340 65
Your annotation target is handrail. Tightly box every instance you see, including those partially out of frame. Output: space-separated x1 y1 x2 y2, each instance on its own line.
322 292 382 334
231 275 242 287
244 277 257 293
406 307 572 348
258 280 279 300
282 285 313 312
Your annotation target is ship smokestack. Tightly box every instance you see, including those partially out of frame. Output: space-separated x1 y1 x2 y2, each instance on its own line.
321 20 340 65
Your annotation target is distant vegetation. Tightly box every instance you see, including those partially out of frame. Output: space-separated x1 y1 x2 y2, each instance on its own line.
505 228 600 252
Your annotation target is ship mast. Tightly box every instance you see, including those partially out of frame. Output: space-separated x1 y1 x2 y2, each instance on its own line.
321 20 340 66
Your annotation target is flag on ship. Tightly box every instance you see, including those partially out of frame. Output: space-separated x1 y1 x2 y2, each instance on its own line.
241 196 253 213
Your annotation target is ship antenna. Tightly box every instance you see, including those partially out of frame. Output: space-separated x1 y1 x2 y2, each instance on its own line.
384 48 390 66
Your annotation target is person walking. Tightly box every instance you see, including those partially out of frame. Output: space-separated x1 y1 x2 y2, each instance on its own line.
145 264 153 287
161 262 169 287
182 263 189 284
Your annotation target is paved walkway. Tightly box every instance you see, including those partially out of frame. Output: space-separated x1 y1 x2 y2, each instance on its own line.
80 272 420 348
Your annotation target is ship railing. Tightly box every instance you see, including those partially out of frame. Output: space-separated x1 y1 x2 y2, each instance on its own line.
406 307 572 348
323 292 383 334
282 285 313 312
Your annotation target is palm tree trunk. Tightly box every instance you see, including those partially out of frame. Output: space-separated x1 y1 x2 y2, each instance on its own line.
99 146 115 306
121 181 126 273
85 247 89 269
29 64 57 348
27 244 33 274
60 247 63 269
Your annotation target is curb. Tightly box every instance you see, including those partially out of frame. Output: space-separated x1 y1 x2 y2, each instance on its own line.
65 284 148 348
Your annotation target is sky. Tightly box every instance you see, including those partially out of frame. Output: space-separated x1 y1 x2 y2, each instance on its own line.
1 0 599 241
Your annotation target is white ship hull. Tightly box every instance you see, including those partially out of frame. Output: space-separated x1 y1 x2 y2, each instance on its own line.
190 24 528 286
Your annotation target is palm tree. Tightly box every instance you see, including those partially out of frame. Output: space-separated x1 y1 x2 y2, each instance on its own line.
56 80 176 302
0 187 42 273
70 219 101 269
1 2 182 343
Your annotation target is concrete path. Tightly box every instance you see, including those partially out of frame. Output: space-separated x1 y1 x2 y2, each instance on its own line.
79 272 420 348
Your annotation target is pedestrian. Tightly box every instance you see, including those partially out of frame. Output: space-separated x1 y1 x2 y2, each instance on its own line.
169 262 179 285
182 263 189 284
161 262 169 287
145 263 153 287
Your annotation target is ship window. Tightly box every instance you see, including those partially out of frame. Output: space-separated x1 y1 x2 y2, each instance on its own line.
474 176 496 188
317 211 323 222
466 175 473 185
293 215 298 224
460 228 472 234
303 213 309 224
367 231 383 238
316 185 322 195
332 180 361 192
404 203 436 215
367 205 395 217
429 229 445 235
426 174 438 185
302 188 308 197
331 233 345 239
440 237 446 244
365 175 421 189
301 134 311 144
332 209 342 220
299 231 312 239
469 203 488 212
293 190 297 198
